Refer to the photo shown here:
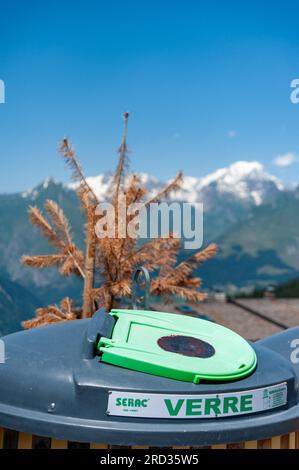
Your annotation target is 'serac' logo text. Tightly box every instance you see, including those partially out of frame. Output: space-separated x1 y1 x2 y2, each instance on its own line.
116 397 149 408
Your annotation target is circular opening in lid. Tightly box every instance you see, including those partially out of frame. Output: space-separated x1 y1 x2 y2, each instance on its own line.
157 335 215 358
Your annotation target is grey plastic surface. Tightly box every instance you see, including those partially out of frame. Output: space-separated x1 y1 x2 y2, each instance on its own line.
81 309 115 359
0 314 299 446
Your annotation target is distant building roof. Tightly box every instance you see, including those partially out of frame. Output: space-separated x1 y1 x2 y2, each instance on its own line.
152 299 299 341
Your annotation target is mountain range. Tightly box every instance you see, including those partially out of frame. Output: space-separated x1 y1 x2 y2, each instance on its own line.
1 160 299 335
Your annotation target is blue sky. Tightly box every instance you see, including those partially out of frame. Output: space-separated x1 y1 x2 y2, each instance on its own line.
1 1 299 192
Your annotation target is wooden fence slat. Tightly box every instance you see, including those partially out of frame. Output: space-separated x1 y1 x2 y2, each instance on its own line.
257 438 271 449
50 439 68 449
172 446 190 449
289 433 296 449
3 429 19 449
244 440 258 449
226 443 244 449
280 434 290 449
108 445 132 449
90 443 108 449
18 432 32 449
271 436 281 449
131 445 150 449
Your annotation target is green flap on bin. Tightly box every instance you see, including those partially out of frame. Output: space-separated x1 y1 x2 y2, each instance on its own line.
97 309 257 384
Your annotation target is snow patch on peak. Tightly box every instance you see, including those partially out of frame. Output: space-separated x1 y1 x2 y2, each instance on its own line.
68 172 161 201
228 160 263 174
196 161 284 203
137 172 159 186
21 189 38 199
250 190 263 206
68 174 112 201
42 177 54 189
199 161 280 189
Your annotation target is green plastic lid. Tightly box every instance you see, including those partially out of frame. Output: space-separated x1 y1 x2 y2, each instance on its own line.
97 309 257 384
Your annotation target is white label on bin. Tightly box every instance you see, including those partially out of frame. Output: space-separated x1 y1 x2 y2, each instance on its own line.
106 382 287 419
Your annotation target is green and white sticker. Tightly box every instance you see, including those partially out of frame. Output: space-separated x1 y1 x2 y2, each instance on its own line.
107 382 287 419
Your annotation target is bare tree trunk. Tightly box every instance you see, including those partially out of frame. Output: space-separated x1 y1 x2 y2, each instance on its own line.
82 201 96 318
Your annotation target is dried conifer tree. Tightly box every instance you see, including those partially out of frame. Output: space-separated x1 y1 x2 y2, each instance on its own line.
21 113 217 328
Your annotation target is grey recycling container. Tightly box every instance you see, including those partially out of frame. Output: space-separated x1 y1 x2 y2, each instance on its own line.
0 308 299 449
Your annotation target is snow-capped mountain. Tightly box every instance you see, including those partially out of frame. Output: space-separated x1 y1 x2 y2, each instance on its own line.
20 161 286 244
170 161 284 207
65 161 284 209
